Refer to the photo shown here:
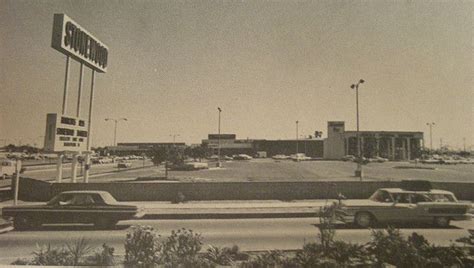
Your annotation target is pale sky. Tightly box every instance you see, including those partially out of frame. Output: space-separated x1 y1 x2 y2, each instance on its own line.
0 0 472 149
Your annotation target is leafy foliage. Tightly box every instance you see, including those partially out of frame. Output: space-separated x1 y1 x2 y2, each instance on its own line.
66 237 93 266
124 225 162 266
87 243 115 266
160 228 203 266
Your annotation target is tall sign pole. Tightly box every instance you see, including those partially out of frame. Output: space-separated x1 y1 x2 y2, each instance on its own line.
84 70 95 182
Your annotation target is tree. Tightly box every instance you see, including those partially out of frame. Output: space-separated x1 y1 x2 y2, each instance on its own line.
151 147 168 166
188 146 206 161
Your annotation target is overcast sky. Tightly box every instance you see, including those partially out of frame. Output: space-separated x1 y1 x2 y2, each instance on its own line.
0 0 472 149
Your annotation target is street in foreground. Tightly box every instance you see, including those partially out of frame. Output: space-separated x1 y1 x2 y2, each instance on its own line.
0 218 472 264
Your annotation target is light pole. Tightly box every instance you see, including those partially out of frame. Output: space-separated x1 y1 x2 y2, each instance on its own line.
217 107 222 167
170 134 180 143
426 122 435 152
105 118 127 146
295 121 299 154
351 79 365 180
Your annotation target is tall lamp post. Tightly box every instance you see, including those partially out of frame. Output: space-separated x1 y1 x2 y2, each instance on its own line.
426 122 435 152
105 118 128 146
170 134 180 143
296 120 299 155
217 107 222 167
351 79 365 180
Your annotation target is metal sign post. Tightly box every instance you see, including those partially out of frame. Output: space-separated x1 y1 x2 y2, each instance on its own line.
56 154 63 182
84 70 96 183
13 160 22 206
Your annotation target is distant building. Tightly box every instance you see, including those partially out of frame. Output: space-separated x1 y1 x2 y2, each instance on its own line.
323 121 423 160
107 142 186 156
202 134 324 157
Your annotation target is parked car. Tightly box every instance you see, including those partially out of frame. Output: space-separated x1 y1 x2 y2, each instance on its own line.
117 161 132 168
233 154 253 160
272 154 290 160
290 153 311 162
1 191 142 230
334 183 471 228
1 160 17 179
342 155 356 162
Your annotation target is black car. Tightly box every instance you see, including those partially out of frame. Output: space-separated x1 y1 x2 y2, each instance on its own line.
2 191 142 230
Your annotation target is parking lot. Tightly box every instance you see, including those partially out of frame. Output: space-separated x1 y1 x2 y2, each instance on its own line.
167 159 474 183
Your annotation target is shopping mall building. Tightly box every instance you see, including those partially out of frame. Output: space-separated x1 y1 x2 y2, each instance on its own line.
323 121 424 160
108 121 423 161
203 121 423 161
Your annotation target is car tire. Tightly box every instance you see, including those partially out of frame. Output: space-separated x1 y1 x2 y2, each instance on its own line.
94 218 116 230
354 212 374 228
433 217 450 228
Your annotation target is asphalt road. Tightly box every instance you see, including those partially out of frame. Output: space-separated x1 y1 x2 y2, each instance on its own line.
0 218 472 264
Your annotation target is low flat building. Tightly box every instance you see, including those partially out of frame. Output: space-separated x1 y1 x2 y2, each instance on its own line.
202 134 324 157
107 142 186 156
323 121 423 160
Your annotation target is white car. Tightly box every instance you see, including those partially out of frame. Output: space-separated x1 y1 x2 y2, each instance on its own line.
233 154 253 160
272 154 290 160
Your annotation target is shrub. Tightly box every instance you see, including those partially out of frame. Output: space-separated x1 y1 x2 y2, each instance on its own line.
124 225 161 266
242 250 298 268
87 243 115 266
160 228 203 266
368 227 428 267
31 243 73 266
204 245 233 265
66 237 93 266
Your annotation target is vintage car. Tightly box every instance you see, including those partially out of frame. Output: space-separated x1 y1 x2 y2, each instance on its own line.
117 161 132 168
334 187 471 228
1 191 143 230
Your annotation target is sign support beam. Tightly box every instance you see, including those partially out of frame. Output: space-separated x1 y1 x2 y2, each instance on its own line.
84 70 95 183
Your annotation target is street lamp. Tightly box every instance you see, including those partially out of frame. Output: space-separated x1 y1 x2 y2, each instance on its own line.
170 134 180 143
296 120 299 154
426 122 435 152
217 107 222 167
105 118 127 146
351 79 365 180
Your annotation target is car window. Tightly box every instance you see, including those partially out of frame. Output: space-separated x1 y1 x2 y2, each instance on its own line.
412 193 432 203
429 194 456 202
392 193 410 204
58 194 75 206
370 190 393 203
59 194 95 206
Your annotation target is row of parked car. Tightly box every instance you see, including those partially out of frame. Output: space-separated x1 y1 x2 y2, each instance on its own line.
342 155 389 163
420 155 474 165
272 153 313 161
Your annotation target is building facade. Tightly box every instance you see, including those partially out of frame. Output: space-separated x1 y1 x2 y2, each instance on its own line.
323 121 423 160
202 134 324 158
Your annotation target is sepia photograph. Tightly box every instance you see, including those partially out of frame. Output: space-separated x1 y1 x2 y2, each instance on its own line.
0 0 473 266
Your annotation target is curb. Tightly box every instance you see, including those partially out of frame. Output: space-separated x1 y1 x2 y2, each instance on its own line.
141 212 320 220
0 222 13 234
